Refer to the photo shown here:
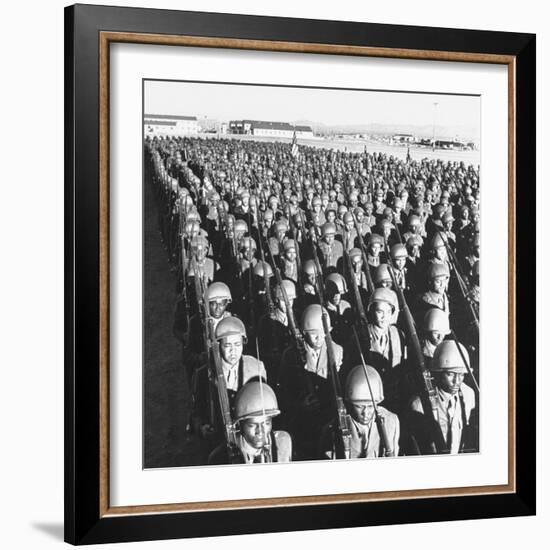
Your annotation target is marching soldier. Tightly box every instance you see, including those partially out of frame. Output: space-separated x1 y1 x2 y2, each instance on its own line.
320 365 400 459
208 382 292 464
280 239 299 284
257 279 297 381
420 308 451 363
317 223 344 272
407 340 477 454
324 273 352 346
417 262 451 318
178 281 233 377
277 304 344 460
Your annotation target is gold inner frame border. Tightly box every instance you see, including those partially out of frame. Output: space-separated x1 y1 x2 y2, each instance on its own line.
98 31 516 518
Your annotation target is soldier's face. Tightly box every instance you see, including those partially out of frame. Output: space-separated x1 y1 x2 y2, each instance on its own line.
305 272 316 285
434 246 447 261
305 329 324 350
356 211 364 222
372 301 392 330
408 244 420 257
378 278 392 289
437 371 464 395
285 249 296 262
220 334 243 365
209 299 228 319
240 417 272 449
431 275 448 294
394 256 406 270
428 330 445 346
196 246 207 262
329 292 341 306
326 212 336 223
370 243 381 257
351 258 362 273
345 221 354 231
350 401 375 425
324 234 335 245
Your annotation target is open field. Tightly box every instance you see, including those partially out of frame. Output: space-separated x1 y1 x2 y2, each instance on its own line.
194 133 481 165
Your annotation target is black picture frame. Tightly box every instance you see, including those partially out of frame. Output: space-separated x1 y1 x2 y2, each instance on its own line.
65 3 536 545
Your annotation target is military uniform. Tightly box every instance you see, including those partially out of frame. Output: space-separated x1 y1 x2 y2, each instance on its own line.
319 408 400 459
208 431 292 464
278 341 344 460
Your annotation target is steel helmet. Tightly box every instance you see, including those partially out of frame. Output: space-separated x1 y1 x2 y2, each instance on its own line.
240 236 257 252
368 287 398 313
422 308 450 334
215 316 247 342
369 233 384 246
354 206 364 216
373 264 393 285
253 261 273 279
393 198 403 209
432 204 446 219
406 235 423 248
190 235 209 250
321 222 337 237
431 340 469 373
345 365 384 404
349 248 362 261
343 212 354 224
408 214 421 227
442 211 455 224
390 243 407 260
184 220 200 236
326 272 347 294
427 262 450 280
430 233 447 250
283 239 296 252
338 205 349 216
302 259 318 276
233 382 280 423
205 282 232 303
312 196 322 207
275 279 296 301
186 211 201 223
301 304 331 332
274 220 288 232
234 219 248 233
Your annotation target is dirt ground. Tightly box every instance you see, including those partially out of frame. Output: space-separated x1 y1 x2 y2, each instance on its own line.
143 170 209 468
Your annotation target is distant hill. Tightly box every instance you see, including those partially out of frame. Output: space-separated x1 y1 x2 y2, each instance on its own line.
293 120 478 142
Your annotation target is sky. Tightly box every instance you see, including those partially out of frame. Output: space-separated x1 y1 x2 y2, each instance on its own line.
144 79 480 140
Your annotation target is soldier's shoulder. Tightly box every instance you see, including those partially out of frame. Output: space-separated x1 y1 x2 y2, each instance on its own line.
409 395 424 413
273 430 292 462
461 383 476 407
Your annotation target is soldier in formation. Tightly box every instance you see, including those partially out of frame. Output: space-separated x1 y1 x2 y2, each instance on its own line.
145 133 480 464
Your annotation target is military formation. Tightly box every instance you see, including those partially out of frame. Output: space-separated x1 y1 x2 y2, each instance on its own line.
145 134 480 465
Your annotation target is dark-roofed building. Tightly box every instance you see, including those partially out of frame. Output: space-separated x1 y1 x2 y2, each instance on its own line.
144 114 199 136
229 119 313 138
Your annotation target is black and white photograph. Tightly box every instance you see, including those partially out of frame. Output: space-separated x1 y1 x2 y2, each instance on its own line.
143 79 481 468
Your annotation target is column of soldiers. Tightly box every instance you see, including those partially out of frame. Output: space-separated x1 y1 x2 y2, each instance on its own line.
145 134 480 465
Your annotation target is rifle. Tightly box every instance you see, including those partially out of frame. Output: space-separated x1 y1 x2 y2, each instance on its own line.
382 238 447 454
351 327 395 457
305 222 352 460
194 257 240 462
287 204 303 288
437 230 479 330
266 236 307 365
349 211 375 295
255 214 276 316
